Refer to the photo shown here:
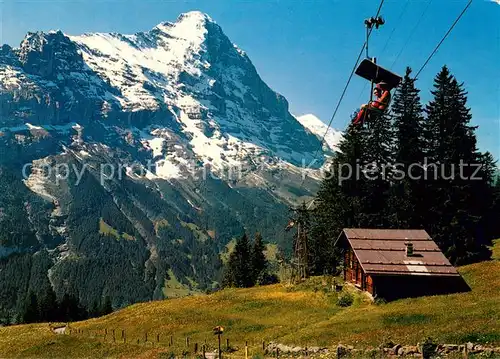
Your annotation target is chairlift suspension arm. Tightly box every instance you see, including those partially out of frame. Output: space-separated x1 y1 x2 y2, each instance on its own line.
363 16 384 112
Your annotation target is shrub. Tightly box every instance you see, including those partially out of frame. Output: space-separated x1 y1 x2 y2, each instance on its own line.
374 297 387 305
257 273 279 285
337 292 354 307
421 337 437 359
158 352 176 359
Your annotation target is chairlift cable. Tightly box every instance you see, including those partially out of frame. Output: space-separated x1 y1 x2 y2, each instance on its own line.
298 0 473 215
380 0 411 56
301 0 386 183
356 0 410 102
390 0 474 115
390 0 433 70
294 0 386 211
413 0 473 80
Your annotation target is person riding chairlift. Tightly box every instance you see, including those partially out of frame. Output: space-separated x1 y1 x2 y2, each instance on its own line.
352 81 391 126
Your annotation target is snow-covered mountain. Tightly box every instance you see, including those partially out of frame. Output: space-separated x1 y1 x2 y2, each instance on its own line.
0 11 341 314
295 114 343 153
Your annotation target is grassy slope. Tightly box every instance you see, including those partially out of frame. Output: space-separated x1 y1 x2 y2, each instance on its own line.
1 240 499 358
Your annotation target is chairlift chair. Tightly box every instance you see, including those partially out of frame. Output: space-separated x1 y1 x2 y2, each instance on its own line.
354 58 403 128
355 58 402 90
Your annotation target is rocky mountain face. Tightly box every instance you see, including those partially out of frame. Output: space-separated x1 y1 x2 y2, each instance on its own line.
0 11 342 319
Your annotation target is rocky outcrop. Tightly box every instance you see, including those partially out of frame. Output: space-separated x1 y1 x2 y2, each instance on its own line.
264 341 500 358
265 341 328 355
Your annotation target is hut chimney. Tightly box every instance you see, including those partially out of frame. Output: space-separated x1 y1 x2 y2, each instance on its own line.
405 242 414 257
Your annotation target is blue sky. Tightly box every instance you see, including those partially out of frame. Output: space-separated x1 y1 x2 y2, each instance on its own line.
1 0 499 160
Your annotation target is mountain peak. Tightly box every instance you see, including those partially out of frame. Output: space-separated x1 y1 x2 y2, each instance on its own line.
295 114 343 152
153 10 215 43
177 11 214 24
155 11 213 30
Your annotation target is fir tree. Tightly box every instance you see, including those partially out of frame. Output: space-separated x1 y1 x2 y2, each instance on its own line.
359 107 394 227
388 67 426 228
38 286 58 322
222 234 253 288
424 66 492 264
89 300 100 318
475 152 498 243
22 291 39 324
251 232 268 284
101 296 113 316
492 176 500 240
58 293 85 322
310 120 367 274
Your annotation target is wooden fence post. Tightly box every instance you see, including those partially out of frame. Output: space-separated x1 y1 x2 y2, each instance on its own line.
157 333 160 343
186 336 190 347
170 335 173 346
226 338 229 350
245 341 248 359
195 343 198 353
218 333 222 359
203 344 206 359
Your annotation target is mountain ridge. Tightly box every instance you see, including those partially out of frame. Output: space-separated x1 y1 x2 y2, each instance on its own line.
0 10 341 321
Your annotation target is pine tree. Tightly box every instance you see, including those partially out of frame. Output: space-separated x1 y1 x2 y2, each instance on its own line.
423 66 492 264
89 300 100 318
310 120 367 275
492 176 500 239
476 152 498 243
251 232 267 284
388 67 426 228
58 293 84 322
101 296 113 316
22 291 39 324
222 234 253 288
359 106 394 227
38 286 58 322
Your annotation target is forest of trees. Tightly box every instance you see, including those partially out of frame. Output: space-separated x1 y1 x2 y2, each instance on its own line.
308 66 500 274
19 287 113 325
221 232 278 288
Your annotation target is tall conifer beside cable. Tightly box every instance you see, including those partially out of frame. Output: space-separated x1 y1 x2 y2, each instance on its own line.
490 175 500 240
424 66 492 264
310 120 366 274
358 101 394 227
474 152 498 245
388 67 426 228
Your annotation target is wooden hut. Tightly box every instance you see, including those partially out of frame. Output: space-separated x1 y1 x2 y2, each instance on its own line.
336 228 470 301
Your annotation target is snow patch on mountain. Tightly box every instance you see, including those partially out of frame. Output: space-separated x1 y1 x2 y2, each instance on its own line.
295 114 343 152
69 11 212 112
